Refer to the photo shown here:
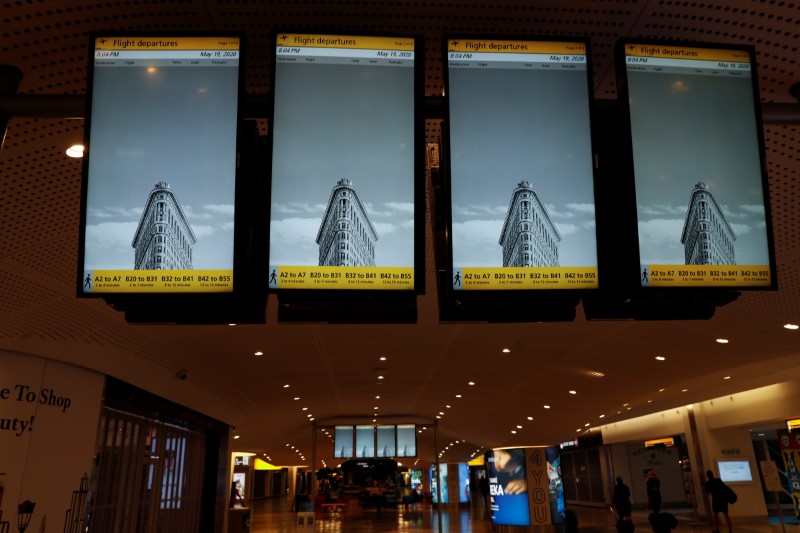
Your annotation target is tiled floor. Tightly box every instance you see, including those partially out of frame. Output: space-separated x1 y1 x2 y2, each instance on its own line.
244 497 796 533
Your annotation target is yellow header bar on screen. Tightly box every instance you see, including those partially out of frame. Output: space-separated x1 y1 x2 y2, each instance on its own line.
95 36 240 51
278 33 414 51
448 39 585 55
623 43 750 62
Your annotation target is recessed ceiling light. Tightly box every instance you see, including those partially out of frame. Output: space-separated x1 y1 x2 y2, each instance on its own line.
527 416 533 420
576 429 582 432
468 381 475 386
286 443 290 447
716 338 729 344
438 411 444 415
623 403 629 407
66 144 85 158
584 423 590 427
659 388 665 392
380 356 387 360
655 356 666 361
233 435 240 439
307 414 312 417
724 376 731 380
627 407 631 410
283 384 290 388
377 375 384 380
647 400 653 403
456 394 462 398
784 324 799 330
375 395 380 399
294 397 300 401
511 430 517 434
302 407 308 411
569 390 577 395
682 389 688 392
543 405 550 409
584 370 605 378
374 406 379 410
254 351 263 356
436 415 441 419
599 414 605 418
228 323 237 326
502 348 511 353
446 405 451 408
516 425 522 429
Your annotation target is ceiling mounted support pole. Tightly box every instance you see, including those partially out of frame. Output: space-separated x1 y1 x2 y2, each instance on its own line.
311 420 318 498
434 420 442 533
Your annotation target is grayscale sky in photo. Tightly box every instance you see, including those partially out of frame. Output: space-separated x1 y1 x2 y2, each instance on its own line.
628 69 770 266
447 66 597 268
269 61 415 267
83 64 239 270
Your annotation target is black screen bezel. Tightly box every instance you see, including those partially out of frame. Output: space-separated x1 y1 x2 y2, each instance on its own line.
267 30 426 300
76 32 266 323
614 38 778 292
437 34 601 322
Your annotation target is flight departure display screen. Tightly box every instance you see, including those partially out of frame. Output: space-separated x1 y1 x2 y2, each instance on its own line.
268 33 419 291
621 42 774 289
79 35 241 295
334 425 354 459
445 38 599 291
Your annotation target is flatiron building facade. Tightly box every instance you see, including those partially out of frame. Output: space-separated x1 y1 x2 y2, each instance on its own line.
499 180 560 267
680 182 736 265
131 182 196 270
316 179 378 267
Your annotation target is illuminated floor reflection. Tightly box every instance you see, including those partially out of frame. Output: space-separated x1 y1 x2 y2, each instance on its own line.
247 498 792 533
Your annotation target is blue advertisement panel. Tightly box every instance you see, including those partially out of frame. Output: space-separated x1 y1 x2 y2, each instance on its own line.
546 447 566 524
487 448 530 526
410 468 422 491
431 464 449 504
458 463 470 503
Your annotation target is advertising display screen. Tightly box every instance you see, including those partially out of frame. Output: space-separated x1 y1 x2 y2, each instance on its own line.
445 38 599 291
487 448 530 526
355 425 375 458
78 35 241 295
431 464 449 503
458 463 471 503
334 425 354 459
396 424 417 457
269 33 421 291
376 425 396 457
546 447 566 524
619 41 775 289
410 468 422 491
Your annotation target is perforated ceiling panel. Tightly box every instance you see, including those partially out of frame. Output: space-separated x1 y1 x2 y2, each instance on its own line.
1 0 799 466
